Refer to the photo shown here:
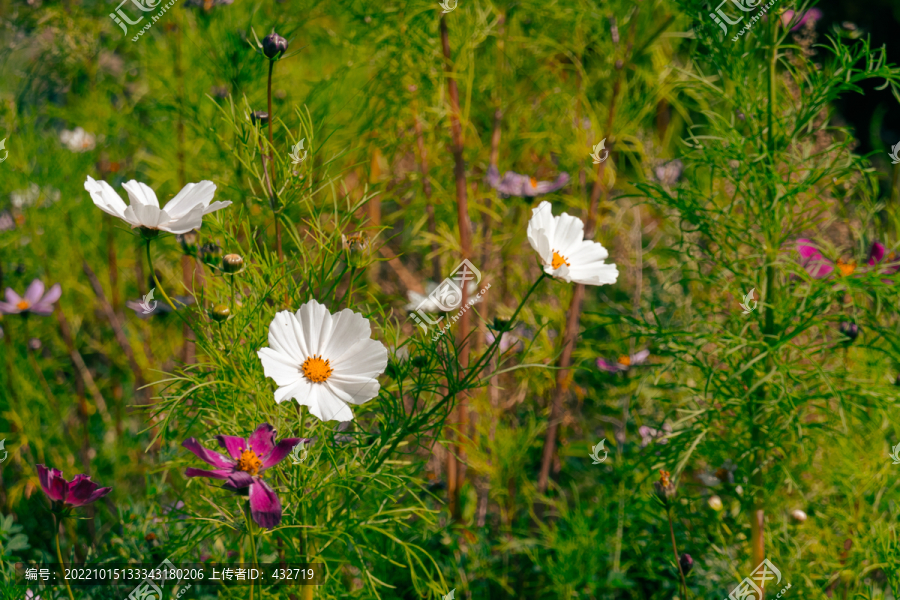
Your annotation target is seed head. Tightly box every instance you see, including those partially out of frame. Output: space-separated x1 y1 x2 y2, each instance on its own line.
262 33 288 59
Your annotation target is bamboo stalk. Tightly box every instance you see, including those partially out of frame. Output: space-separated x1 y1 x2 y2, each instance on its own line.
441 14 473 520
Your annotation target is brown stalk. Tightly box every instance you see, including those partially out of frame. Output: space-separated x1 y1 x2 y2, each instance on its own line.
411 86 442 282
537 6 641 495
441 14 473 520
56 309 111 426
83 260 148 400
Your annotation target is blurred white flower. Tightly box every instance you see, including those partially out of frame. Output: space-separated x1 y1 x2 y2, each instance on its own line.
258 300 388 422
60 127 96 152
10 184 59 210
526 201 619 286
85 177 231 234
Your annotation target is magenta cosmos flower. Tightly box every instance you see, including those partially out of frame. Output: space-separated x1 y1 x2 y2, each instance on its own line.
597 349 650 373
183 423 304 529
0 279 61 315
36 464 111 507
868 242 899 277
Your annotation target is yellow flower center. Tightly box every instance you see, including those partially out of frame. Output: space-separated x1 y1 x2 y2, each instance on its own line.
530 177 538 188
236 449 263 476
836 259 856 276
302 354 334 383
617 355 631 367
551 251 570 270
16 300 30 310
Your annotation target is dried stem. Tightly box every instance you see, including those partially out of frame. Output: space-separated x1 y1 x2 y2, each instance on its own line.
441 13 473 520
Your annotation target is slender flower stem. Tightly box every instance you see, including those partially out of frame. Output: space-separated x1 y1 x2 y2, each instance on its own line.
267 59 283 263
145 239 179 313
246 506 258 600
54 515 76 600
667 507 688 598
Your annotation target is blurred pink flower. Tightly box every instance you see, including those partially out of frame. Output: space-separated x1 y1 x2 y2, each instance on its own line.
597 349 650 373
781 8 822 31
0 279 61 315
36 465 111 507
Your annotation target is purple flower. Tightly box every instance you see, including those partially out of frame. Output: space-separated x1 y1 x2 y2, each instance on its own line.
597 349 650 373
36 464 111 507
796 239 835 278
781 8 822 31
868 241 899 279
679 553 694 575
0 279 61 315
486 166 570 198
183 423 306 529
638 423 671 447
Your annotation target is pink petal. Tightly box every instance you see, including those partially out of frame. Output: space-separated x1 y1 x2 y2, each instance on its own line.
38 283 62 306
226 471 254 489
869 242 886 266
37 465 66 502
23 280 45 304
596 358 621 373
248 423 276 457
216 435 249 460
261 438 305 470
3 288 23 306
249 479 282 530
182 438 235 468
185 467 231 479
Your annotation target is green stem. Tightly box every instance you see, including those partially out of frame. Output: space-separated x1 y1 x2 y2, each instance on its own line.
145 239 179 313
267 59 283 263
246 506 258 600
54 516 75 600
667 507 688 599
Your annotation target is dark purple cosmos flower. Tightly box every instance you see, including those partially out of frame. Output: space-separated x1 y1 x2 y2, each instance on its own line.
597 349 650 373
679 553 694 575
868 241 899 279
0 279 61 315
183 423 305 529
36 464 111 507
486 166 570 198
781 8 822 31
839 322 859 343
796 239 859 279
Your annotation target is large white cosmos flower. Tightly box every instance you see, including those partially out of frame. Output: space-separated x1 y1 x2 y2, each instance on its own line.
526 201 619 286
84 176 231 234
258 300 388 422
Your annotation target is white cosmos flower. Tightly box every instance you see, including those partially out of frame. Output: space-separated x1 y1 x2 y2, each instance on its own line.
526 200 618 286
258 300 388 422
84 176 231 234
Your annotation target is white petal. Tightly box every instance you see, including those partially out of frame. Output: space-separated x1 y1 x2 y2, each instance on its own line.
326 375 381 406
126 203 165 229
322 308 372 362
297 300 334 356
160 203 206 234
266 311 308 364
273 377 312 404
567 262 619 286
305 385 355 422
257 348 302 386
330 338 387 378
203 200 233 216
549 212 587 257
163 181 217 219
526 201 554 263
84 176 128 220
122 180 160 208
567 239 609 264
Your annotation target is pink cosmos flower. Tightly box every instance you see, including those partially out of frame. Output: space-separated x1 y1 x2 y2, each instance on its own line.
597 349 650 373
0 279 61 315
36 464 111 507
868 241 899 277
183 423 306 529
781 8 822 31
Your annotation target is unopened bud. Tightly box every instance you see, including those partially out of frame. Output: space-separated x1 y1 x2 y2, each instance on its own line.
679 553 693 575
790 509 807 523
211 305 231 322
839 321 859 343
708 495 723 511
222 254 244 273
262 32 288 59
251 111 269 125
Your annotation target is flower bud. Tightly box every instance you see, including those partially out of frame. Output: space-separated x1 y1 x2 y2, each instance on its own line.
211 304 231 322
222 253 244 273
654 470 676 503
262 33 288 59
839 321 859 343
790 509 807 523
708 495 723 511
177 231 199 255
679 553 693 575
199 243 222 267
251 111 269 125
